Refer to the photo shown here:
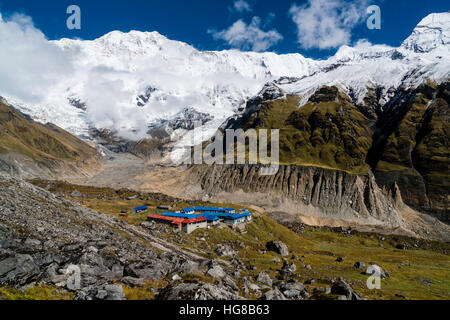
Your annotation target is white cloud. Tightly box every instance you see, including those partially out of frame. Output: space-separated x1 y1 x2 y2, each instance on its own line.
231 0 252 13
0 12 279 142
0 13 74 104
209 17 283 52
289 0 370 50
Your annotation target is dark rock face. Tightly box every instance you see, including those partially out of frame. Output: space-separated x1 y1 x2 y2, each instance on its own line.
68 97 87 111
189 164 404 227
331 279 366 300
367 83 450 222
309 86 341 103
136 86 157 107
258 83 284 101
207 82 449 223
165 107 213 131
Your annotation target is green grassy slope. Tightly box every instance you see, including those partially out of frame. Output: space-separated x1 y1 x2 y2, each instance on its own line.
0 102 97 163
232 88 373 174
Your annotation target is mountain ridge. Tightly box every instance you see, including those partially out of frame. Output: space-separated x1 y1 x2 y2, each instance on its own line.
0 12 448 225
0 100 101 179
2 12 448 163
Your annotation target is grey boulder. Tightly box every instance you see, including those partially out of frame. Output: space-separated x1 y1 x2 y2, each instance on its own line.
266 241 289 256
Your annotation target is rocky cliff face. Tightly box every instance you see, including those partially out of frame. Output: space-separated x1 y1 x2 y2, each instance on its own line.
218 81 449 224
368 82 449 222
188 164 404 228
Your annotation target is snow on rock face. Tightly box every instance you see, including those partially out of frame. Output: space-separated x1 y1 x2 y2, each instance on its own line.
47 30 317 142
1 12 449 159
278 13 450 107
402 12 450 53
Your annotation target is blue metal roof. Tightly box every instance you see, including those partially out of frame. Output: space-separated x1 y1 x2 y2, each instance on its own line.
203 215 220 222
201 211 229 216
181 207 235 213
162 212 202 219
222 214 248 220
163 211 250 222
134 206 148 211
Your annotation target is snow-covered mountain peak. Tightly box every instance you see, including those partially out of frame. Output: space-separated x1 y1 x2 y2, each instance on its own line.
39 29 318 143
276 13 450 109
99 30 167 43
417 12 450 28
2 12 449 163
402 12 450 53
57 29 198 65
95 30 195 54
332 42 395 63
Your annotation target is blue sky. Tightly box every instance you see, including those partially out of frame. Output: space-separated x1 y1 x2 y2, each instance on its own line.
0 0 448 59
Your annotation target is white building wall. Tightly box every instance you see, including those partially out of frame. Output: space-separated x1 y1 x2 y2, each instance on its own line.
183 221 208 234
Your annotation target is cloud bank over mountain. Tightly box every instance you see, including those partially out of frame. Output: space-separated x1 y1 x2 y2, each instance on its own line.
0 13 74 104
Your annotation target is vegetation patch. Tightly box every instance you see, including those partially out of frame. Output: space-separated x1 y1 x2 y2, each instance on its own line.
0 103 97 162
0 285 73 300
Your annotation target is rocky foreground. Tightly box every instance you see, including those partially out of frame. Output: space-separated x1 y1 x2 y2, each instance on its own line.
0 172 365 300
1 172 449 300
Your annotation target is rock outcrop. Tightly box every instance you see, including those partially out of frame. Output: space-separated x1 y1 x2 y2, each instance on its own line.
157 282 243 300
188 164 405 228
331 279 366 300
217 82 449 224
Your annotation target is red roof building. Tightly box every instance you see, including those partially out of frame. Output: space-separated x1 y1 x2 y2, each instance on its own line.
147 214 208 234
181 217 207 224
147 214 207 226
147 214 185 226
